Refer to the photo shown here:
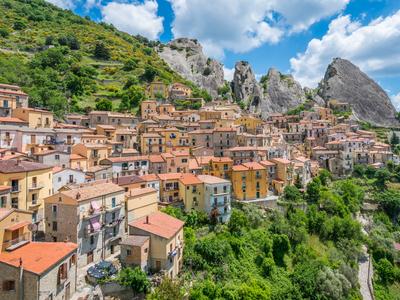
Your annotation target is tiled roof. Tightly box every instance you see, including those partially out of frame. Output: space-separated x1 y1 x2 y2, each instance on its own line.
149 155 165 163
179 174 203 185
0 160 51 173
157 173 183 181
104 155 148 163
242 162 266 170
114 175 145 186
120 235 149 246
139 174 159 182
197 175 230 184
127 187 157 197
0 117 26 123
259 160 276 167
129 211 184 239
0 242 77 275
60 182 124 202
70 154 85 160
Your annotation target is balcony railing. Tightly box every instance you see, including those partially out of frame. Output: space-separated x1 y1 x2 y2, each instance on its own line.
11 185 20 193
29 182 44 190
2 232 30 251
85 227 101 237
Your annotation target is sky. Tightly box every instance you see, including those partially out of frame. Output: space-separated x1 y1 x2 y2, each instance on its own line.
49 0 400 109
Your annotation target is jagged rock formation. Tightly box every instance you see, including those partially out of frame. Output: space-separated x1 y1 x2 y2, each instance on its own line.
260 68 306 117
158 38 224 98
232 61 263 109
232 62 307 118
319 58 398 127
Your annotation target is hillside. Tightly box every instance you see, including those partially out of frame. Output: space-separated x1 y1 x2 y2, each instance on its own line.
0 0 208 116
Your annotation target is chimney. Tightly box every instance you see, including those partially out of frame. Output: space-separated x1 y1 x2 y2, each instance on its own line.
76 192 81 200
145 215 149 224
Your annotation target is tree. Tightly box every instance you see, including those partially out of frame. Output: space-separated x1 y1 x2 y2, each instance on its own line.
305 177 321 203
13 20 27 30
374 168 391 190
94 42 110 60
0 28 9 38
227 209 248 235
377 189 400 221
95 99 113 111
283 186 302 202
390 132 399 146
272 234 290 266
147 277 185 300
376 258 395 284
116 267 150 297
318 169 331 186
140 65 158 82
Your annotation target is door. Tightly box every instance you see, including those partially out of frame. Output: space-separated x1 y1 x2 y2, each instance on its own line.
11 229 19 240
65 282 70 300
156 260 161 272
87 251 93 264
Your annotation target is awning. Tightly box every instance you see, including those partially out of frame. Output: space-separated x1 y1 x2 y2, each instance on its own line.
5 221 30 231
90 201 101 211
89 217 101 231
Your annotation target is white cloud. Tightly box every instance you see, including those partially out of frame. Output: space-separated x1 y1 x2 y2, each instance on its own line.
223 67 235 81
391 93 400 111
101 1 164 40
169 0 348 58
290 11 400 87
46 0 75 9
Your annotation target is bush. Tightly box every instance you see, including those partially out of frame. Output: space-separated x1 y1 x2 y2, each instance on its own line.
95 99 113 111
13 20 27 30
0 28 9 38
94 42 110 60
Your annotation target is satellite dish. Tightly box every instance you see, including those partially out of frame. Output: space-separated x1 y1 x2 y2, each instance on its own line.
28 223 38 232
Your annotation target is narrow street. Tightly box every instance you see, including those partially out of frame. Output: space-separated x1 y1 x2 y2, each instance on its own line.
357 214 374 300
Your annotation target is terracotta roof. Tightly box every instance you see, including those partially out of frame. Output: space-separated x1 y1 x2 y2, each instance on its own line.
70 154 85 160
197 175 230 184
127 187 157 197
171 150 189 157
242 162 265 170
0 242 77 275
120 235 149 246
114 175 145 186
211 157 233 163
270 158 291 164
0 160 51 173
104 155 148 163
129 211 184 239
179 174 203 185
188 159 201 170
259 160 276 167
0 117 26 123
139 174 159 182
157 173 184 181
0 208 12 221
96 125 116 130
60 182 124 202
232 165 248 171
148 155 165 163
214 127 236 132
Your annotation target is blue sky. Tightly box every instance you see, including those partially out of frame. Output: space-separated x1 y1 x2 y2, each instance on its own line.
51 0 400 108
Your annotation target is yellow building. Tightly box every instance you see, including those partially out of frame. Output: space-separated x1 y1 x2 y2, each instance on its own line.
0 160 52 229
234 116 263 134
71 143 110 168
96 125 116 140
70 153 88 171
128 211 184 278
231 162 268 201
12 107 54 128
195 156 233 179
270 158 294 195
140 133 165 154
178 174 204 212
125 187 159 228
0 208 32 252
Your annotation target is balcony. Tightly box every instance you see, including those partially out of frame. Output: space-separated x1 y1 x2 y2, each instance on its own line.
2 232 30 251
104 204 122 212
29 182 44 191
82 208 102 220
11 185 20 193
28 201 41 209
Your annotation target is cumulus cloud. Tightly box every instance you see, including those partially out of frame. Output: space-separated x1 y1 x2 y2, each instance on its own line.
169 0 348 58
290 11 400 87
223 67 235 81
101 0 164 40
391 93 400 111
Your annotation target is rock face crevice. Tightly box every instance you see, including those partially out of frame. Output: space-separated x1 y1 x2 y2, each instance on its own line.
157 38 224 98
319 58 398 127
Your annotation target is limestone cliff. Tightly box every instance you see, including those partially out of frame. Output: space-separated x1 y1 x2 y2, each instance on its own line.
158 38 224 98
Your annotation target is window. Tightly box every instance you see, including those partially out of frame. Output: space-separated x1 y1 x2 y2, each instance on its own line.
90 235 95 245
111 197 116 208
3 100 9 108
127 249 132 256
52 221 57 231
144 248 148 253
55 154 60 160
52 205 57 214
0 196 6 208
70 254 76 267
58 177 62 182
214 187 218 194
11 198 18 209
2 280 15 291
11 179 19 192
31 193 37 204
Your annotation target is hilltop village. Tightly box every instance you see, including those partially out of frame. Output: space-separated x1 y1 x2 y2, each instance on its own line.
0 81 396 299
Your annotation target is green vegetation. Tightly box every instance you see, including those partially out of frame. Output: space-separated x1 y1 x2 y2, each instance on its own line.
116 267 150 297
0 0 195 116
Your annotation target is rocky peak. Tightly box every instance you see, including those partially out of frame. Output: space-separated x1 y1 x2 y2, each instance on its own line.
157 38 224 98
319 58 398 127
232 61 262 107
